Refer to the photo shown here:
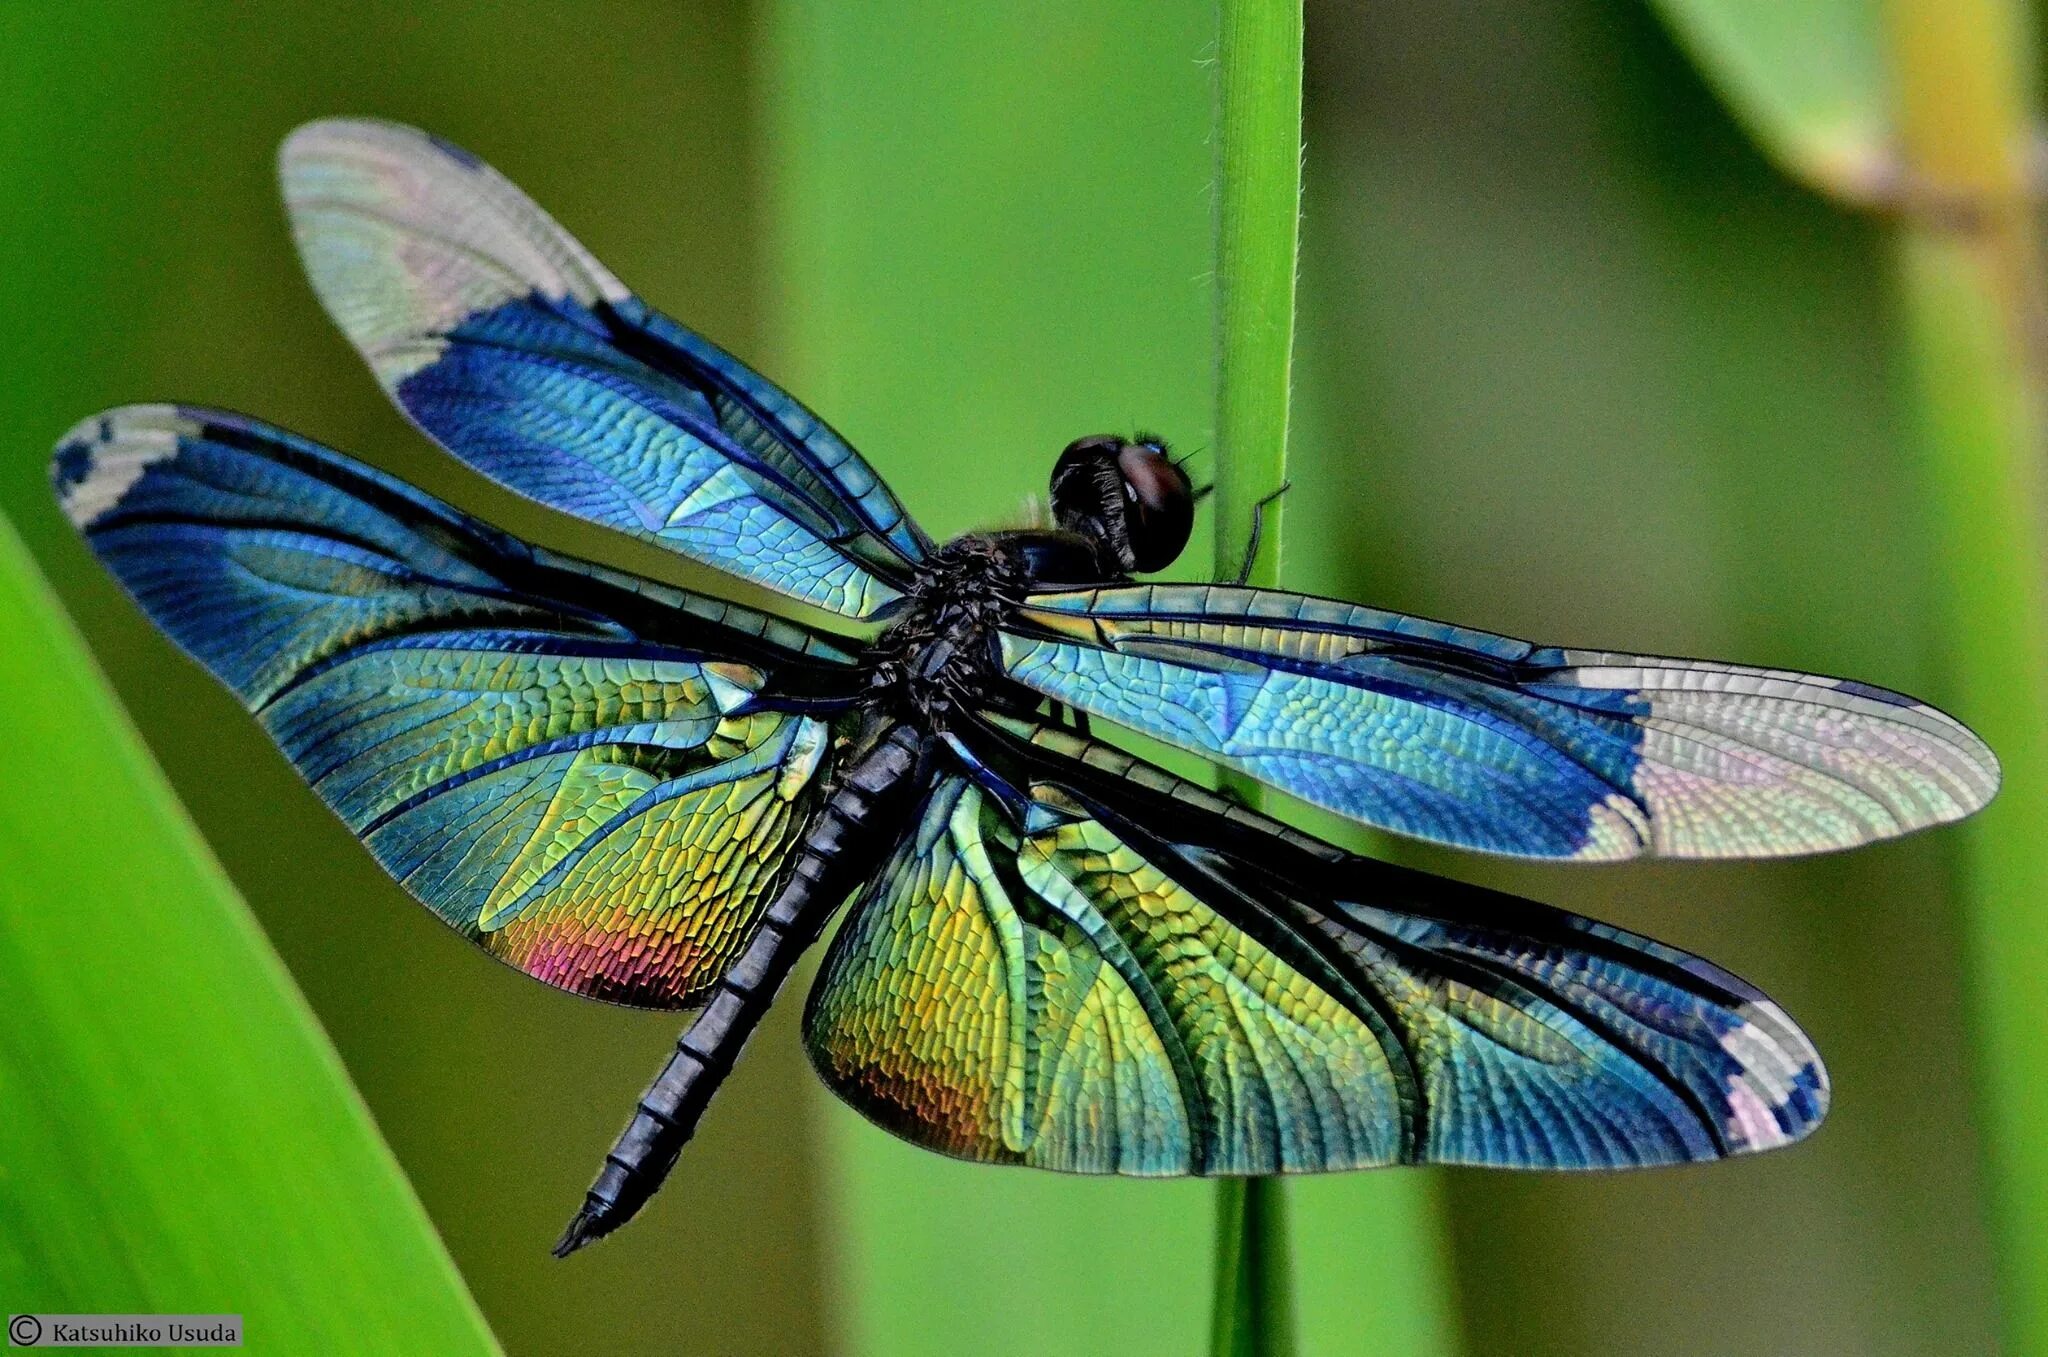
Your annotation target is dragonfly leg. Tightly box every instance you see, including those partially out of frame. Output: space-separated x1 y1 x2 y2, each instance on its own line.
554 722 929 1257
1212 780 1253 810
1231 481 1292 586
1046 700 1093 739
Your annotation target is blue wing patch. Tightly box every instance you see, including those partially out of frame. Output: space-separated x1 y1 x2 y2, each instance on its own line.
54 404 855 1008
279 117 925 620
1002 583 2000 860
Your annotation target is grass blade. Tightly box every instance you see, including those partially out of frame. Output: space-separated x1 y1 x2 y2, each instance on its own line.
0 510 499 1354
1210 1178 1294 1357
1212 0 1305 593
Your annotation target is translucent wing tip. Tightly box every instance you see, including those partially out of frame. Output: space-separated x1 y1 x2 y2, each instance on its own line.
1732 676 2002 851
279 117 513 202
1821 674 2005 818
279 114 412 165
277 116 629 385
1560 659 2005 861
51 403 196 530
1914 699 2001 821
278 116 498 197
1715 998 1831 1156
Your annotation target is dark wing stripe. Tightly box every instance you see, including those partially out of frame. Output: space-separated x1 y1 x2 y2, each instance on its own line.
602 300 928 556
997 803 1217 1165
1101 801 1726 1162
1079 814 1426 1162
87 518 563 705
1319 903 1730 1159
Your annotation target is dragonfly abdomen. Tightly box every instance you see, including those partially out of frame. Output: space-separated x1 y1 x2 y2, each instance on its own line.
553 720 932 1257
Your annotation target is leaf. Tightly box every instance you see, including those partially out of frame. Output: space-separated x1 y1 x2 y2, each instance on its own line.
1648 0 1893 202
0 511 500 1355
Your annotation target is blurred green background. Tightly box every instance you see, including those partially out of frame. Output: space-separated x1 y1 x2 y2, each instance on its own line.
0 2 2024 1353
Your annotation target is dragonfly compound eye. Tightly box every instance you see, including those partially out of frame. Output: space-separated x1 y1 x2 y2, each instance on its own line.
1049 434 1190 574
1115 440 1193 573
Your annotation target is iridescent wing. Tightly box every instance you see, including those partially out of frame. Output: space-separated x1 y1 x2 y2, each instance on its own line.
805 714 1826 1172
999 583 1998 861
277 118 927 621
55 404 861 1007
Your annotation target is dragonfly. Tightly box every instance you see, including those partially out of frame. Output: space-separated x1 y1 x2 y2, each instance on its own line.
53 119 1999 1257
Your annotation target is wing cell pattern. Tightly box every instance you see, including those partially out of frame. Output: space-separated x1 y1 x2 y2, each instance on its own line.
55 404 847 1007
805 719 1826 1173
280 117 923 619
1003 583 1998 860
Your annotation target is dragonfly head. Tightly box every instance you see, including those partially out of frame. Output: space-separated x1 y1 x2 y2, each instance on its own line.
1049 433 1194 575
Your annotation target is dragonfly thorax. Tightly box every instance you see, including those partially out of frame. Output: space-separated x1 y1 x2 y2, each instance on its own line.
860 534 1035 723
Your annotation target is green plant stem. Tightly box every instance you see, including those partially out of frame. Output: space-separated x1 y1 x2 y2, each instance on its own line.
1211 1178 1295 1357
1884 2 2048 1351
1212 0 1303 594
1210 3 1303 1356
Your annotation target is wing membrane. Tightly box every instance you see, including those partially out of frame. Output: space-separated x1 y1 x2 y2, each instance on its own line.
55 404 856 1007
804 714 1826 1173
1001 583 1998 860
278 117 926 620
